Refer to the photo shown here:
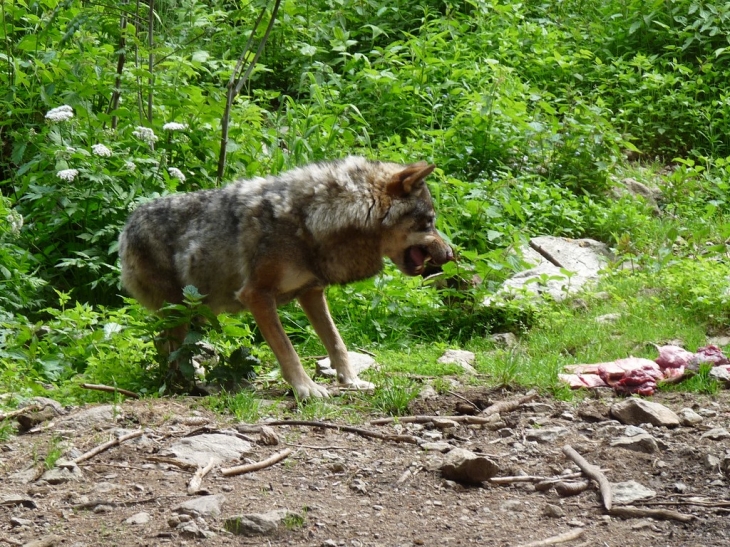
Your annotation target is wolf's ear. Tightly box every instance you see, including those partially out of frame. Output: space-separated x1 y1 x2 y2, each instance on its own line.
386 162 436 197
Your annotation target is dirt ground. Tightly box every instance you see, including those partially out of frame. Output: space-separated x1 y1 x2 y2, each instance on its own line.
1 388 729 547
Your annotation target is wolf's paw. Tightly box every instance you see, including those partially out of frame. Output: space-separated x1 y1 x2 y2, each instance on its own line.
291 378 330 400
339 377 375 392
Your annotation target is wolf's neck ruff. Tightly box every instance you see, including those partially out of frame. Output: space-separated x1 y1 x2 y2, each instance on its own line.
118 156 454 399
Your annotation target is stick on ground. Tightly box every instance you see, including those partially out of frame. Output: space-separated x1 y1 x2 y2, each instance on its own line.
609 505 695 522
562 444 612 511
187 457 218 495
481 389 538 417
220 448 293 477
268 420 419 444
514 528 585 547
73 429 144 464
80 383 140 399
0 404 41 422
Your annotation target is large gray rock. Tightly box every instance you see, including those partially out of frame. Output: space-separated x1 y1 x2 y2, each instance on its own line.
486 237 612 303
57 405 121 430
440 448 499 484
161 433 252 467
612 481 656 504
610 399 680 427
174 494 226 517
525 426 569 444
224 509 302 536
437 350 477 374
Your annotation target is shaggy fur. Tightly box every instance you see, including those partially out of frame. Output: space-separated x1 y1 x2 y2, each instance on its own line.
119 156 454 398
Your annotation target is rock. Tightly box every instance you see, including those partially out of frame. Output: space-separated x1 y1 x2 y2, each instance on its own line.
707 335 730 347
610 399 680 427
612 481 656 504
595 313 621 324
678 408 703 427
709 366 730 383
40 464 83 484
10 516 33 527
125 512 151 525
418 385 438 400
316 352 375 378
543 504 565 518
525 426 569 444
174 494 226 518
440 448 499 484
420 442 453 453
490 333 518 347
703 454 720 470
161 434 252 467
177 521 206 538
437 350 477 374
0 495 37 508
25 397 66 415
432 418 459 430
701 428 730 441
225 509 301 536
610 434 659 454
57 405 121 430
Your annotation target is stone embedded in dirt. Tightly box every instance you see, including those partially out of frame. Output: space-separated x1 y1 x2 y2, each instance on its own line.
440 448 499 485
611 481 656 504
525 426 569 444
350 479 368 494
25 396 66 415
160 433 252 467
418 385 438 400
174 494 226 518
57 404 122 430
490 333 518 347
437 350 477 374
176 521 209 538
542 504 565 518
8 466 38 484
609 398 680 427
10 516 32 527
678 408 703 427
709 366 730 383
432 418 459 430
523 402 555 414
700 428 730 441
420 442 453 453
610 433 660 454
40 462 83 485
316 351 375 378
224 509 302 536
125 512 151 525
0 495 37 509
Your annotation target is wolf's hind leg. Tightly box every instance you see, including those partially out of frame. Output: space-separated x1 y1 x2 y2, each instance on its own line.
239 287 330 399
298 288 375 391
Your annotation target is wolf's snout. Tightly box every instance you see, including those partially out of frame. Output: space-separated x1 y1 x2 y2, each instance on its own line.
428 239 454 266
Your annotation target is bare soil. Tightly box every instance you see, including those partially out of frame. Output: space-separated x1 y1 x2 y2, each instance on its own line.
1 388 729 547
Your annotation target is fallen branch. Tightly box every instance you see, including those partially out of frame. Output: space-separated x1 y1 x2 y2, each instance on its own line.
80 383 140 399
609 505 695 522
268 420 419 444
562 445 612 511
187 457 218 495
489 472 582 485
0 404 40 422
22 535 62 547
482 389 538 417
220 448 293 477
0 535 22 546
370 415 501 426
73 430 144 464
514 528 584 547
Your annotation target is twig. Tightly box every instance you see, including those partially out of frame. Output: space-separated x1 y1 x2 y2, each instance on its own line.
187 457 218 495
609 505 695 522
0 536 23 546
482 389 537 417
514 528 585 547
285 443 350 450
220 448 292 477
562 445 612 511
370 414 501 426
446 390 480 412
639 499 730 508
72 496 168 510
268 419 419 444
21 536 61 547
80 383 140 399
144 456 199 471
73 430 144 464
489 472 583 485
0 405 40 421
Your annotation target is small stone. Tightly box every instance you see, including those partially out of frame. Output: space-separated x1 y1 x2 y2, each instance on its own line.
418 385 438 400
698 408 718 418
542 504 565 518
525 426 569 444
703 454 720 470
437 350 477 374
10 517 33 527
174 494 226 518
125 512 151 525
674 482 689 493
432 418 459 430
701 428 730 441
500 500 523 512
490 333 518 347
677 408 703 427
610 434 659 454
420 442 453 453
440 448 499 484
177 522 205 538
225 509 301 536
610 399 680 428
611 481 656 504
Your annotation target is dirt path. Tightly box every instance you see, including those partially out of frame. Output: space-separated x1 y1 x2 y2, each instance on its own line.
1 389 728 546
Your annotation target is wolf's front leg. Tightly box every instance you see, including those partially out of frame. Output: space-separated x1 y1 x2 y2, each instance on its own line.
239 288 329 399
298 288 375 391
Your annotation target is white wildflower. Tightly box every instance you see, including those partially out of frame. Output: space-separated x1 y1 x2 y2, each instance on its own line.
132 126 158 144
45 105 74 122
92 143 112 157
168 167 186 182
125 161 136 171
57 168 79 182
6 211 23 235
66 146 77 153
163 122 188 131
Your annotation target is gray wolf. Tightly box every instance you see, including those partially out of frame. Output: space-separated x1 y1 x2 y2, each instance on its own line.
118 156 454 398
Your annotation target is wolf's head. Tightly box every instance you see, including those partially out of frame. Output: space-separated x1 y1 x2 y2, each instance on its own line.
380 162 455 276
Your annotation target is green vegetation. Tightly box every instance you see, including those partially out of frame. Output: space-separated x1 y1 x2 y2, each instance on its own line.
2 0 730 414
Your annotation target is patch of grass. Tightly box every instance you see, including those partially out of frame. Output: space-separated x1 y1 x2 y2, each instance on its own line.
663 364 720 396
204 391 262 422
364 375 420 416
44 436 64 470
282 510 307 531
0 421 14 442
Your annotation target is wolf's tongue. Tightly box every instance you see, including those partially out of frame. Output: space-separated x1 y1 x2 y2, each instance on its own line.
409 246 426 266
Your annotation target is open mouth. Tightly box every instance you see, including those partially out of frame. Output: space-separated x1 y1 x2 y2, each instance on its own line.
403 245 431 275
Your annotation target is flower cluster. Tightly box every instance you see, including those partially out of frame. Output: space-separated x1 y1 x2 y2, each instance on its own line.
132 126 158 144
57 169 79 182
92 144 112 157
168 167 186 182
45 105 74 122
163 122 188 132
6 211 23 235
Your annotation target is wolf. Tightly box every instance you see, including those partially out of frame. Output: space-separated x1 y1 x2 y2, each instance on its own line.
118 156 454 398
